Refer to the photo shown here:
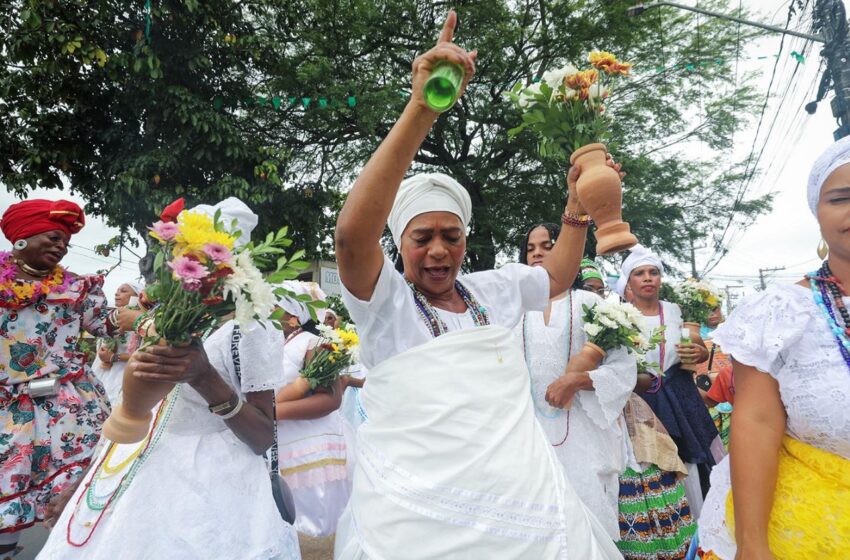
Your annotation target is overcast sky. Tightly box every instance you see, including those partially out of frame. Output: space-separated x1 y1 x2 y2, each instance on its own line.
1 0 841 306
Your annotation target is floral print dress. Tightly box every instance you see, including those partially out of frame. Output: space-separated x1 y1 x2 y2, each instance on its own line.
0 272 111 534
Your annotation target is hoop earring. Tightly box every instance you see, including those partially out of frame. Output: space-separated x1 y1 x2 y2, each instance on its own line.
817 239 829 260
13 239 27 250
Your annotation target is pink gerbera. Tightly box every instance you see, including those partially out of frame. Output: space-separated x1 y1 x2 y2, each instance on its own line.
169 255 209 281
149 220 180 242
202 243 233 264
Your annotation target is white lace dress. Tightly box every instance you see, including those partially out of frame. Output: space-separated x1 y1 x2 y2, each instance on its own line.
277 331 351 537
37 321 301 560
520 290 637 540
698 283 850 558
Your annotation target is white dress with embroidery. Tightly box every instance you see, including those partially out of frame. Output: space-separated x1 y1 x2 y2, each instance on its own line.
698 283 850 558
520 290 637 540
277 330 351 537
334 255 622 560
37 321 301 560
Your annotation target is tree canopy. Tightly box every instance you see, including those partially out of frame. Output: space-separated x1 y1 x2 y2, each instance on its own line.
0 0 773 274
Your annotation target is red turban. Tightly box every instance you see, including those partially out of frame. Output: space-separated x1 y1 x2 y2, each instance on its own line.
1 199 86 242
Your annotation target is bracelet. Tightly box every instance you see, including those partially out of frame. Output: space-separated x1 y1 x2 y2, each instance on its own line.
107 308 120 329
208 392 238 414
561 211 592 228
218 399 244 420
135 317 154 338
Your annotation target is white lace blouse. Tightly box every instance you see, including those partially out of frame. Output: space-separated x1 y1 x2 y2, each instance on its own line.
712 283 850 459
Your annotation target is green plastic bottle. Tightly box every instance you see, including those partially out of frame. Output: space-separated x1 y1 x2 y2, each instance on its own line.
424 61 465 113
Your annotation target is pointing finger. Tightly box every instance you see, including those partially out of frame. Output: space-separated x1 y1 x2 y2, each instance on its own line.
438 9 457 44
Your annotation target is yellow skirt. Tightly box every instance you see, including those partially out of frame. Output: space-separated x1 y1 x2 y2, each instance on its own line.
726 436 850 558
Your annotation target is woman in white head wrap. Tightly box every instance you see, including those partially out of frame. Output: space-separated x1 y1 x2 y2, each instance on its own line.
699 137 850 559
618 245 717 521
91 280 146 405
272 281 352 538
37 198 302 560
332 11 620 560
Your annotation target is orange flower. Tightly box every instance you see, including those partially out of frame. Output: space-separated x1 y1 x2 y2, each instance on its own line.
608 61 632 76
589 51 632 76
589 51 618 70
564 70 599 90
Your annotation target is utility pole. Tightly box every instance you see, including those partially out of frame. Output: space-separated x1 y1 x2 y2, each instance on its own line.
811 0 850 140
758 267 786 291
723 284 744 312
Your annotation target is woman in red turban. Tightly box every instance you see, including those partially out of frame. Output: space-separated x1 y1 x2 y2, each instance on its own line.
0 199 136 556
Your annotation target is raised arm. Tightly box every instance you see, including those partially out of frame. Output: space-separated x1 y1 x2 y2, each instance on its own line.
729 360 785 560
543 156 624 298
335 10 477 301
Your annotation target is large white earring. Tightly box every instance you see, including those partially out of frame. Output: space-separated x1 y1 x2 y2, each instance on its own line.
13 239 27 250
817 239 829 260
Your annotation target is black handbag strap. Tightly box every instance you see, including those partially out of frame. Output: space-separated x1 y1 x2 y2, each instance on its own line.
230 324 279 473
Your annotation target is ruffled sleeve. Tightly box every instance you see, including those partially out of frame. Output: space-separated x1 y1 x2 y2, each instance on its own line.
573 290 637 429
75 274 110 337
712 284 811 376
237 321 286 392
581 346 637 429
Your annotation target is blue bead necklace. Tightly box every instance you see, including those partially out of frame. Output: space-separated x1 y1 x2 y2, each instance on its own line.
806 262 850 371
407 280 489 338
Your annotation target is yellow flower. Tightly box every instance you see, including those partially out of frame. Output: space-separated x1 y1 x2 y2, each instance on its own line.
338 329 359 348
173 211 236 253
12 284 35 299
588 51 632 75
589 51 618 69
706 295 719 307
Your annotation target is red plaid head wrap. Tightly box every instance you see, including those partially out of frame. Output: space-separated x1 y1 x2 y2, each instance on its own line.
1 199 86 242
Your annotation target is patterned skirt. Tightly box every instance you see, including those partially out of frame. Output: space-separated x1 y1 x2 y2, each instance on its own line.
618 465 696 560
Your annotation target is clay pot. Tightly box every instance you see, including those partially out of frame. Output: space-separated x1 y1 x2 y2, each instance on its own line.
102 340 175 443
679 322 705 372
561 342 607 409
569 143 638 255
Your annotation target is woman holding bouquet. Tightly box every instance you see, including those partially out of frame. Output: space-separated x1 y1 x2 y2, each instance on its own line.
91 281 144 405
519 225 636 541
275 281 351 538
698 137 850 559
0 199 135 558
332 10 621 559
619 246 717 518
37 199 301 560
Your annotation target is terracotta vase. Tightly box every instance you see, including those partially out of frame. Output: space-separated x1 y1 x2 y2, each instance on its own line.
680 322 705 373
569 143 638 255
561 342 607 409
102 340 175 443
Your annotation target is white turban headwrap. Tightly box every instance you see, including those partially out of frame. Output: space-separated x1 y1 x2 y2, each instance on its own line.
277 280 327 325
614 275 628 299
191 197 259 248
124 280 145 297
808 136 850 216
387 173 472 248
619 244 664 296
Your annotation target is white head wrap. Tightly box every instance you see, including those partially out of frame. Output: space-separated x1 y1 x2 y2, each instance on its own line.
191 197 258 247
123 280 145 297
619 244 664 293
277 280 327 325
614 275 628 298
808 136 850 216
387 173 472 248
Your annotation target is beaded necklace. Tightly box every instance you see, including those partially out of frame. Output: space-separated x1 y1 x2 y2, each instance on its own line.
407 280 490 338
0 251 71 309
66 385 181 546
806 262 850 372
521 293 573 446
